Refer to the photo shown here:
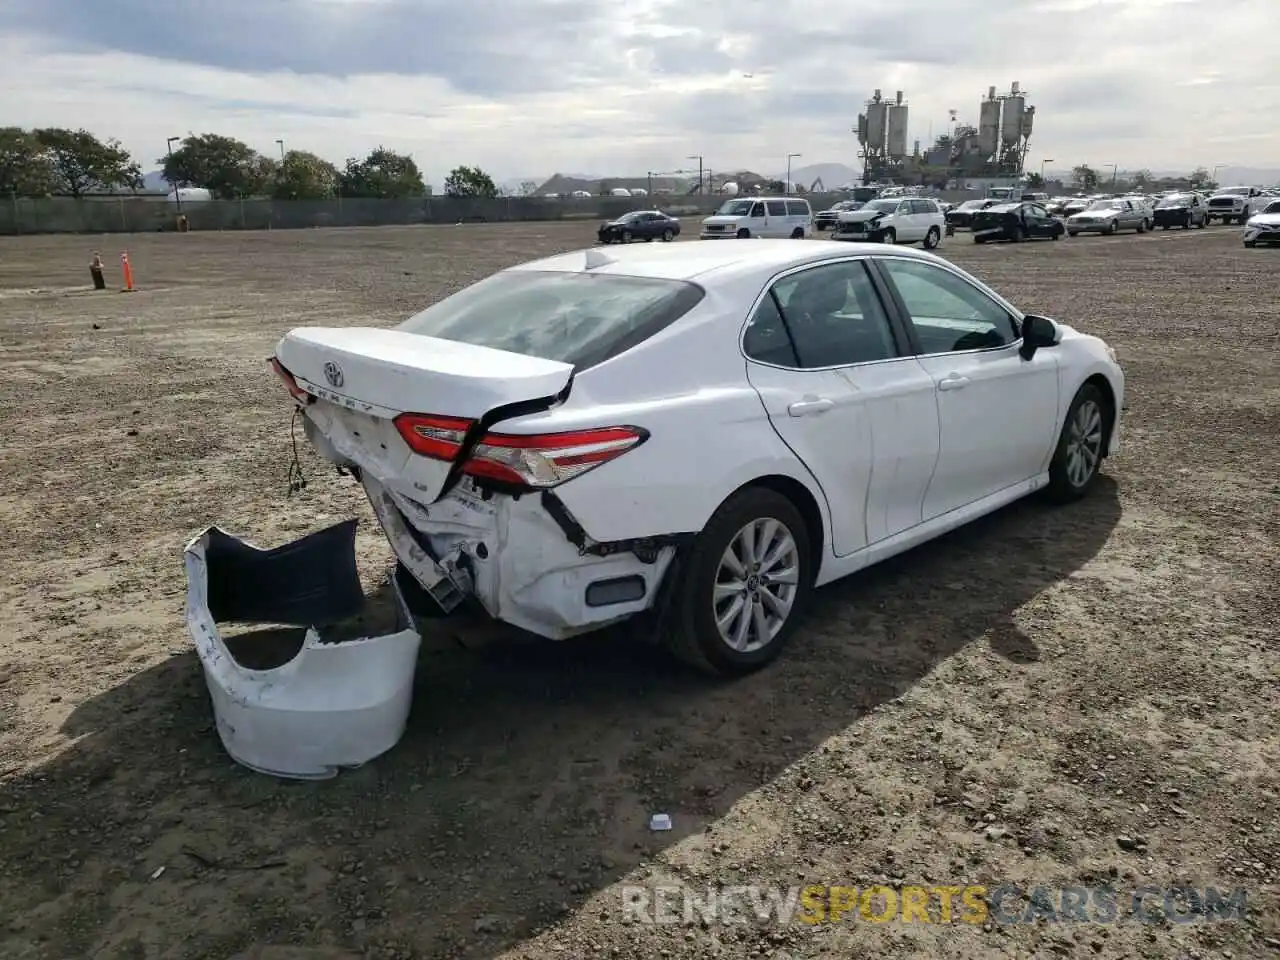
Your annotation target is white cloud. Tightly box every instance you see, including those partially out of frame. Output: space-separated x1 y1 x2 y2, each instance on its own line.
2 0 1277 185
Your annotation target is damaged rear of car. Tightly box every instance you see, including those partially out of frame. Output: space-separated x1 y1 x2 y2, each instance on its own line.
273 254 803 675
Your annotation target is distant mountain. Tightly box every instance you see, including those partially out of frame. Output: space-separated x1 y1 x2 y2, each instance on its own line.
141 170 169 191
777 163 861 189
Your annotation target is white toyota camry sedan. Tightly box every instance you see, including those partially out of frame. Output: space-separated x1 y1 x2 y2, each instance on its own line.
272 240 1124 676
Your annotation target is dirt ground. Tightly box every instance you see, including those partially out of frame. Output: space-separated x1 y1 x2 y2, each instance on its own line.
0 222 1276 960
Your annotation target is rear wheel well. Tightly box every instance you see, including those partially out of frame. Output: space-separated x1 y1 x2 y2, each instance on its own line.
734 475 825 579
1082 373 1117 457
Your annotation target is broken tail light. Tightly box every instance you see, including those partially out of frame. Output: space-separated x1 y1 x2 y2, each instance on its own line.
463 426 647 487
393 414 647 488
393 413 474 461
271 357 313 404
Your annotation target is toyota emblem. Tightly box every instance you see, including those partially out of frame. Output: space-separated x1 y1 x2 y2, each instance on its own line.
322 361 344 388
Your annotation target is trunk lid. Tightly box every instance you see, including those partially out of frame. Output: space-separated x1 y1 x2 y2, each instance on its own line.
275 327 574 502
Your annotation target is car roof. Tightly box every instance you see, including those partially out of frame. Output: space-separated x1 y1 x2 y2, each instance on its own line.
510 240 947 284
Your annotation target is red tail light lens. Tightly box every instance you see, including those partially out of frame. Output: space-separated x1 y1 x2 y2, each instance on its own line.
270 357 313 404
393 413 475 460
462 426 646 487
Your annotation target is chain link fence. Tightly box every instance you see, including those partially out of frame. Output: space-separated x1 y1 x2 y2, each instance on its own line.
0 191 983 235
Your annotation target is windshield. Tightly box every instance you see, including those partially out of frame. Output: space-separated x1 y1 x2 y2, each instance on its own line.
397 270 705 370
1086 200 1123 211
958 200 985 210
1262 200 1280 214
716 200 755 216
1157 196 1190 208
866 199 901 214
615 212 643 222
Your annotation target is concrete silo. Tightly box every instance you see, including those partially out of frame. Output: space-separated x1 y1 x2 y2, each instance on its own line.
977 87 1001 158
1001 81 1026 147
886 91 909 160
865 90 888 153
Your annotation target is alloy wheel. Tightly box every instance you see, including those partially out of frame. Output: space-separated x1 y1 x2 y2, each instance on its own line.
1065 399 1104 488
712 518 800 653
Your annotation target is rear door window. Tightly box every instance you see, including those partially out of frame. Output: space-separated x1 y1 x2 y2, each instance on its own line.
766 200 787 216
398 271 705 370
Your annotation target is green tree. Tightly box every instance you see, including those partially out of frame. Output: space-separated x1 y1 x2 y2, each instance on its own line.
1072 164 1100 192
0 127 55 197
1025 172 1045 188
1188 166 1217 191
34 128 141 197
161 134 268 199
1130 169 1154 189
272 150 338 200
338 147 425 198
443 165 498 198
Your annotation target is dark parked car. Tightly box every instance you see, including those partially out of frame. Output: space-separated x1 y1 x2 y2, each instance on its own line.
971 202 1066 243
945 198 1002 230
597 210 681 243
1153 193 1208 229
814 200 864 231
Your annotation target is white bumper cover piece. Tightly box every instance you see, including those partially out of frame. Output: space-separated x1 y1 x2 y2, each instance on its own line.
183 520 421 780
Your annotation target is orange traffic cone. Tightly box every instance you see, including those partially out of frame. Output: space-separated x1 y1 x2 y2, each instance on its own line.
120 252 135 292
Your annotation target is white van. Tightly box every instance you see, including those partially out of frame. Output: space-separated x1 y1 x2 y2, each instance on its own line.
700 196 813 239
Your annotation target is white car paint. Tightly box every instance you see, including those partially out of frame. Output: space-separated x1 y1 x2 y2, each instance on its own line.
1206 186 1265 223
1242 199 1280 245
835 198 947 245
184 526 421 779
272 240 1124 671
701 197 813 239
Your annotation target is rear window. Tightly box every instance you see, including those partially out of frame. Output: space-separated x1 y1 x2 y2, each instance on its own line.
396 270 705 371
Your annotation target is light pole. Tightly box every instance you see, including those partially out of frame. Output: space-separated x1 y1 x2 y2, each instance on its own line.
786 153 801 194
165 136 182 213
1211 162 1225 186
1108 163 1118 186
687 155 703 194
276 139 285 162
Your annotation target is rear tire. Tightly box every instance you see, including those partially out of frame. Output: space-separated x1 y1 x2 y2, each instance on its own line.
1245 240 1257 248
662 228 674 241
1067 231 1079 238
790 227 804 239
663 487 813 677
923 226 940 249
1044 383 1108 504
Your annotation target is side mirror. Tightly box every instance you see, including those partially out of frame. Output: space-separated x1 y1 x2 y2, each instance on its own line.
1019 314 1058 360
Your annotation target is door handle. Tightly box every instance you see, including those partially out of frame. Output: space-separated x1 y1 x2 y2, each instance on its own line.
937 375 970 391
787 397 834 417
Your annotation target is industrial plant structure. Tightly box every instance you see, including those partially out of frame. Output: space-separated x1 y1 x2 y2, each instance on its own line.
939 82 1036 179
855 89 910 182
870 81 1038 186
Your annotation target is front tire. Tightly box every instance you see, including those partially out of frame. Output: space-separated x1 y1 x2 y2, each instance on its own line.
622 230 632 243
922 226 941 249
1044 383 1108 503
881 227 896 244
663 487 812 676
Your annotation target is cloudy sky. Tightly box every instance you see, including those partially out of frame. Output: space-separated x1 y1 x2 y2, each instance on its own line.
4 0 1276 185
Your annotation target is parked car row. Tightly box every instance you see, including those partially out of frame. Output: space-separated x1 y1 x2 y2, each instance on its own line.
596 189 1280 251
